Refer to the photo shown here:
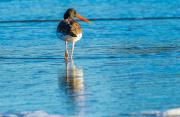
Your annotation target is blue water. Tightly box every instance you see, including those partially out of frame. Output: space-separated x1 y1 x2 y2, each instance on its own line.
0 0 180 117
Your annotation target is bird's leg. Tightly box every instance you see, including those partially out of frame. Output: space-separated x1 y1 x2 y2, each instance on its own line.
65 41 69 61
71 42 75 60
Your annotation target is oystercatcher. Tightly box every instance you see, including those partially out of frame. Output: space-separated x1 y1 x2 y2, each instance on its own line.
57 8 90 60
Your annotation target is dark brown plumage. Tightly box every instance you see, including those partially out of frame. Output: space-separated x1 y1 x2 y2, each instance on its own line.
57 19 81 37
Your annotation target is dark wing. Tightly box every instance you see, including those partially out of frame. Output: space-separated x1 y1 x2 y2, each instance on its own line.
57 20 81 37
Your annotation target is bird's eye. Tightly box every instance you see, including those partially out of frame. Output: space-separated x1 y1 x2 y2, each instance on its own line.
74 11 76 15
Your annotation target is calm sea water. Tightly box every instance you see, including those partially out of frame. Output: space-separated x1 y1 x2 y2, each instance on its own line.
0 0 180 117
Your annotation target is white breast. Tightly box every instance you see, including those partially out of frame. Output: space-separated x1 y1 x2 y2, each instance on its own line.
57 33 82 43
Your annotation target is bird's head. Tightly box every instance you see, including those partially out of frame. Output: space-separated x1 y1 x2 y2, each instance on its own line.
64 8 91 23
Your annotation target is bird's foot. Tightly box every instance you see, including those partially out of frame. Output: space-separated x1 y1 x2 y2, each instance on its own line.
64 51 69 61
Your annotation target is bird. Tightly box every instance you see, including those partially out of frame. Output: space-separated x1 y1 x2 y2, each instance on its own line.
57 8 90 61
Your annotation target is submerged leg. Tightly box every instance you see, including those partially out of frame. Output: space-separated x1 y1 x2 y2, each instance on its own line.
65 41 69 61
71 42 75 59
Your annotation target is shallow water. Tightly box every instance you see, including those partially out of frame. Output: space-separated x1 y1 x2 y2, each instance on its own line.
0 0 180 117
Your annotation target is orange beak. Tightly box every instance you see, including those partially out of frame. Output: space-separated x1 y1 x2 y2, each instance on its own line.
76 14 91 23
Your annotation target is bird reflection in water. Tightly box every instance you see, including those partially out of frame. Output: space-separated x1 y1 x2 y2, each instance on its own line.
64 60 84 94
59 59 85 115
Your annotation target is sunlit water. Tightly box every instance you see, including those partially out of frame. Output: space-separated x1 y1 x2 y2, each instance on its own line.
0 0 180 117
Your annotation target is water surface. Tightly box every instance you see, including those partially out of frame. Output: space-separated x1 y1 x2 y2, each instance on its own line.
0 0 180 116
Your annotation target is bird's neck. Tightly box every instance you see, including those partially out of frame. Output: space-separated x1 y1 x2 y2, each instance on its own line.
65 18 73 20
64 18 75 23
